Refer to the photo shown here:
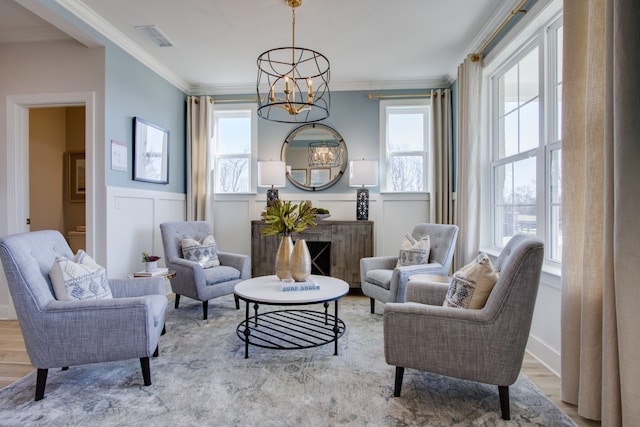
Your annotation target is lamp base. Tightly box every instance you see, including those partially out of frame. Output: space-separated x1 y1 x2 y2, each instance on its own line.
356 188 369 221
266 188 279 207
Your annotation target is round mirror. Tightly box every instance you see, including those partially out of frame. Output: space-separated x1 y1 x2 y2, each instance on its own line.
281 124 348 191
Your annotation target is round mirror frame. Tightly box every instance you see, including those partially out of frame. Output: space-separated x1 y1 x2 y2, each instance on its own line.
281 123 348 191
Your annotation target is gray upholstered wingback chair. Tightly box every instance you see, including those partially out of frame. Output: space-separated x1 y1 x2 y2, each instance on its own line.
383 234 545 420
159 221 250 319
0 230 168 401
360 223 458 313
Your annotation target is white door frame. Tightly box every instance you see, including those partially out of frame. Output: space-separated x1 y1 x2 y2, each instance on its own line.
5 91 97 255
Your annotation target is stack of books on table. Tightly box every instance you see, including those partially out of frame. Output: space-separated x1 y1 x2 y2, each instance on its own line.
280 279 320 292
134 267 169 277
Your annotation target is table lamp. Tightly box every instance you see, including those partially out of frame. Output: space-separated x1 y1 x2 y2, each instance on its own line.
258 160 286 206
349 160 378 220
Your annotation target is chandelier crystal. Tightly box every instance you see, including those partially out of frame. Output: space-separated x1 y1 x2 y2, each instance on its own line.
256 0 330 123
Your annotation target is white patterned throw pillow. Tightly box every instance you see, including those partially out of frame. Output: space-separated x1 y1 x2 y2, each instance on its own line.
49 250 112 301
181 234 220 268
443 252 499 309
396 233 431 267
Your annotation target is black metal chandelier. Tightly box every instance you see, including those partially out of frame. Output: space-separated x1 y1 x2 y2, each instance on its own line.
256 0 330 124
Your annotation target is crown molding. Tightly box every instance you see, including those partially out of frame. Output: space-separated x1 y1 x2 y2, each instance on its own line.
55 0 191 93
192 77 452 97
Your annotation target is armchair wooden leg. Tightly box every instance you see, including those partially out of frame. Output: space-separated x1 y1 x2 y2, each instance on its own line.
234 294 240 309
202 301 208 320
394 367 405 397
161 324 166 335
35 368 48 401
140 357 151 386
61 367 69 371
370 297 375 314
153 345 159 357
498 385 510 420
174 294 181 309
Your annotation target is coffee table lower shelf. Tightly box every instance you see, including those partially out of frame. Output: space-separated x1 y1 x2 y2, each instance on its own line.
236 309 345 355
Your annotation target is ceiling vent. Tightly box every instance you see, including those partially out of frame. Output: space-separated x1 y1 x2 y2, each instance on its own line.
135 25 174 47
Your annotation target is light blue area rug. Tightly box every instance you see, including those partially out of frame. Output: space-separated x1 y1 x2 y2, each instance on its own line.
0 295 576 426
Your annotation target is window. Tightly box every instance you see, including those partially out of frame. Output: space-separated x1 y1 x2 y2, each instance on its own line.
213 104 256 193
489 15 563 262
380 99 430 192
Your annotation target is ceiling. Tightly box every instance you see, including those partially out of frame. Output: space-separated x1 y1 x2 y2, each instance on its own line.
1 0 512 94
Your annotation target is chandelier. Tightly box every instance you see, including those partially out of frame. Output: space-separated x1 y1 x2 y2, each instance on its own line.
308 141 341 167
256 0 330 124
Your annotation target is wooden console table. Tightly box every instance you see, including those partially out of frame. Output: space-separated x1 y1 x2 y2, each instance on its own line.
250 220 373 288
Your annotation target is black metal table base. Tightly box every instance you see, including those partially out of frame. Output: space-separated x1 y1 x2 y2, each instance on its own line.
236 303 345 358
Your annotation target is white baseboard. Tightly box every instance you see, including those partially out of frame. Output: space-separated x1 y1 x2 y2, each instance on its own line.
526 333 561 377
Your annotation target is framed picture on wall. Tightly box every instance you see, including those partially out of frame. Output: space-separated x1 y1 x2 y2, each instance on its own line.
66 151 86 203
291 169 307 185
310 168 331 186
133 117 170 184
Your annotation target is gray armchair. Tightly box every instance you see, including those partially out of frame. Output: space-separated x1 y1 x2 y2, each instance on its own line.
0 230 168 401
360 223 458 313
159 221 250 319
383 234 545 420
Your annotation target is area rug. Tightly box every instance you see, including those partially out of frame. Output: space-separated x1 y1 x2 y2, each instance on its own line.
0 294 576 426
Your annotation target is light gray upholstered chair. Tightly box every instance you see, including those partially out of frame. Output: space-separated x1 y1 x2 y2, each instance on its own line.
159 221 250 319
360 223 458 313
383 234 545 420
0 230 168 401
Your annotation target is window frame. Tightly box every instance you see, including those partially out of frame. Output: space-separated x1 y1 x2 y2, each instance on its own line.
485 13 563 265
212 103 257 194
378 98 430 193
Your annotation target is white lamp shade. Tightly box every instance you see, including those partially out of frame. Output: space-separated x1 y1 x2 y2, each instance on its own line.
258 161 286 187
349 160 378 187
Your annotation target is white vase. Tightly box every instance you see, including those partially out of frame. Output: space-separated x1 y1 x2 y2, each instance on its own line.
275 236 293 280
144 261 158 272
290 239 311 282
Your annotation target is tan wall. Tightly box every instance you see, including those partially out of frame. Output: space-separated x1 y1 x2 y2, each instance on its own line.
29 108 66 233
28 106 86 236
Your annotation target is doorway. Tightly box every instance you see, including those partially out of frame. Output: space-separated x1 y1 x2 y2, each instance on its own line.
28 106 86 251
5 91 98 258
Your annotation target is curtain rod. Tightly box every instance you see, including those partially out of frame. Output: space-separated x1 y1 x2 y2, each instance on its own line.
186 97 262 104
471 0 527 62
367 93 432 100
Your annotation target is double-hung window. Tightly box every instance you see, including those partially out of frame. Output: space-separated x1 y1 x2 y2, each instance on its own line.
489 15 563 262
212 103 257 193
380 99 430 192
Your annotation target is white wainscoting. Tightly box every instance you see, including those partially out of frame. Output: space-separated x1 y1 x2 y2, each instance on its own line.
213 192 431 259
106 187 185 279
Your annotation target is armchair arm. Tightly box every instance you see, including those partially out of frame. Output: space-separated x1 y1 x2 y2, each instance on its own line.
217 251 250 279
109 277 166 298
405 280 449 305
390 262 445 302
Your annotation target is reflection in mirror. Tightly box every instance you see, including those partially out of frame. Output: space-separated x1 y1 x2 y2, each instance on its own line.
281 124 348 191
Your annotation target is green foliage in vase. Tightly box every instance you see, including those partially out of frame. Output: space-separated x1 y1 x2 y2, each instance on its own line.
261 199 317 237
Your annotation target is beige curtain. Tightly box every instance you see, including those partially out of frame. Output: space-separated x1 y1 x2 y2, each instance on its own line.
185 95 214 223
430 89 454 225
454 55 483 269
561 0 640 425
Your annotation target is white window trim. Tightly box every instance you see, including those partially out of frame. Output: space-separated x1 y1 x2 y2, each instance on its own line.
480 3 563 268
378 98 430 193
212 102 258 194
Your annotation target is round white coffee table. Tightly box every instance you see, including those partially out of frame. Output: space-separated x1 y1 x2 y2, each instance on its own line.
234 275 349 358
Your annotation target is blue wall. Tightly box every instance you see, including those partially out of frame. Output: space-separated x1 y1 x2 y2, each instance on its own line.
104 47 186 193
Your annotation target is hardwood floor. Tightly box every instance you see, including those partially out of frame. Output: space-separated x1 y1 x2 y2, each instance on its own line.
0 319 599 426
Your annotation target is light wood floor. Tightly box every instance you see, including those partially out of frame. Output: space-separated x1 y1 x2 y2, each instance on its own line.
0 319 599 426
